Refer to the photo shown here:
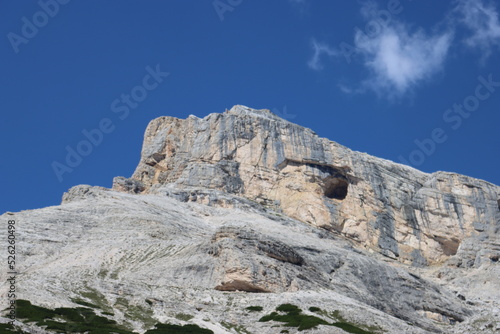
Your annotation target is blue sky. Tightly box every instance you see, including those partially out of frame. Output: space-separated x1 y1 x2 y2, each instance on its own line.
1 0 499 213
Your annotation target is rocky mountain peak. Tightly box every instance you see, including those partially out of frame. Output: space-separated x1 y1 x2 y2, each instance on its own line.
113 105 499 267
226 105 289 122
2 105 499 334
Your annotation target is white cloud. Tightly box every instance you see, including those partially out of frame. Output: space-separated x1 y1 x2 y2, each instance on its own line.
455 0 500 59
307 1 453 98
355 22 452 97
307 39 338 70
306 0 500 98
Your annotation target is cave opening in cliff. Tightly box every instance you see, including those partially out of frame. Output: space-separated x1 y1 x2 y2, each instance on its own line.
323 177 348 200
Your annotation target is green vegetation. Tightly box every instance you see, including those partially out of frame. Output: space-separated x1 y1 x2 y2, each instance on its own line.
258 303 329 331
221 321 252 334
245 306 263 312
319 308 384 334
145 323 214 333
175 313 194 321
334 322 381 334
0 323 26 333
114 296 156 329
15 299 132 334
259 312 278 321
276 304 301 314
5 299 383 334
308 306 321 313
6 299 217 334
258 304 381 333
78 286 114 314
16 300 56 323
71 298 100 309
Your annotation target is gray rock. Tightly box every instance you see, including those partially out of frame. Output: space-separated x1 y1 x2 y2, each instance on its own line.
126 105 500 267
1 105 498 334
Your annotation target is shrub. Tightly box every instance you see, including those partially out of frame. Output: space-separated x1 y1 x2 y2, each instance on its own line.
14 299 132 334
145 323 214 333
259 304 328 331
245 306 263 312
71 298 100 309
258 304 378 333
276 304 301 314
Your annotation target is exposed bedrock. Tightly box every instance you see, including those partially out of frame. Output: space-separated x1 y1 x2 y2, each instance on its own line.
115 105 500 267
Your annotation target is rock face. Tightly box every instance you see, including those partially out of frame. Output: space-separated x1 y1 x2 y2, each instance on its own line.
120 105 500 266
1 105 499 334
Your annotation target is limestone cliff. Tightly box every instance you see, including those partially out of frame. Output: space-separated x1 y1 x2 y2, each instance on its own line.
117 105 500 267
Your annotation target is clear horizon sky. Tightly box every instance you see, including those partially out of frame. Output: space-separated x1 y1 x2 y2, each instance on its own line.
1 0 499 213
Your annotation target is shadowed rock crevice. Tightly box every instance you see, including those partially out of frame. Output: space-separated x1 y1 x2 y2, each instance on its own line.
209 226 305 266
257 240 305 265
144 153 166 167
323 177 349 200
432 235 461 256
215 280 270 293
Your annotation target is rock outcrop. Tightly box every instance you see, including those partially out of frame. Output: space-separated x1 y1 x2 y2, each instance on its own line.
1 105 499 334
118 105 500 267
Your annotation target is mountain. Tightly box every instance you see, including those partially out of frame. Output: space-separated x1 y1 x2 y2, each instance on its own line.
1 105 499 334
